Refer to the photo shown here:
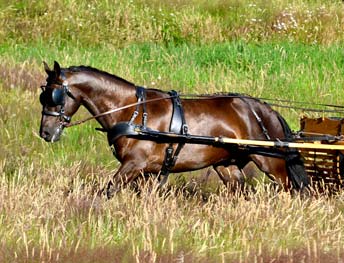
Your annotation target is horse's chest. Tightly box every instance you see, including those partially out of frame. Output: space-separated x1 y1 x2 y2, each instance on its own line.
111 138 161 162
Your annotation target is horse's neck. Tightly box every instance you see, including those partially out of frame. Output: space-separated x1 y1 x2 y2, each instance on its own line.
75 75 137 129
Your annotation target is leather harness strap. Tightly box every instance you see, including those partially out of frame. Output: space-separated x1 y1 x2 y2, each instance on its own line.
168 90 188 134
238 97 271 140
107 87 188 185
129 86 148 127
159 90 188 186
107 86 148 150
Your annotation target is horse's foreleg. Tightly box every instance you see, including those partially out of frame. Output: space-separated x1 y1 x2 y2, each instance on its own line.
106 160 145 198
213 165 246 192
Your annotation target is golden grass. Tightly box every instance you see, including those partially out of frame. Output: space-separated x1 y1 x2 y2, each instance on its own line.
1 161 344 262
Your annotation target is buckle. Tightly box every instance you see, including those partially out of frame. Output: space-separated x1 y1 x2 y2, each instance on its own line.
129 111 139 125
182 124 188 135
143 112 148 127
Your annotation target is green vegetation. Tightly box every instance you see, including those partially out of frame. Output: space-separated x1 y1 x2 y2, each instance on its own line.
2 0 344 262
1 0 344 46
2 42 344 128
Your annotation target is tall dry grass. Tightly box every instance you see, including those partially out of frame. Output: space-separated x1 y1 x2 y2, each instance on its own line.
1 160 344 262
1 0 344 46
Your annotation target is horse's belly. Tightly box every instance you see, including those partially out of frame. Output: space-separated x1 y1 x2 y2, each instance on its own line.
171 144 229 172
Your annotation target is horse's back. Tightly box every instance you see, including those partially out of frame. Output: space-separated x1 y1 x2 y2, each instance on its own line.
182 96 284 140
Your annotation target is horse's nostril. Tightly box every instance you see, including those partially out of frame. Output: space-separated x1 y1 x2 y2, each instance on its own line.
41 130 51 140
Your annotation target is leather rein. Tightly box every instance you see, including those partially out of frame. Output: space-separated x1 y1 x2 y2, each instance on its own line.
43 83 344 129
66 96 344 129
65 95 178 128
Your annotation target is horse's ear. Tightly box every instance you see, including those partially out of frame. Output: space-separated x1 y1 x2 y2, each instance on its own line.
43 61 52 74
53 61 61 76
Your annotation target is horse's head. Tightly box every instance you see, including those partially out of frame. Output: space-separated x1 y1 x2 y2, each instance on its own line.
39 61 80 142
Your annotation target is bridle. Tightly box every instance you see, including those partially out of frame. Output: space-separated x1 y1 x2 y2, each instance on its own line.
40 82 75 124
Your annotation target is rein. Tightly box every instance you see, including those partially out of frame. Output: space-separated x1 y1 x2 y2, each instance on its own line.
64 95 178 128
180 93 344 113
64 93 344 129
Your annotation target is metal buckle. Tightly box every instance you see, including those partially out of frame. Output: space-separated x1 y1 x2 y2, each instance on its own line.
143 112 148 127
129 111 139 125
182 124 188 135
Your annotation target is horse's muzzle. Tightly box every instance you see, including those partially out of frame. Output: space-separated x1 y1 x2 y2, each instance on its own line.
40 126 63 142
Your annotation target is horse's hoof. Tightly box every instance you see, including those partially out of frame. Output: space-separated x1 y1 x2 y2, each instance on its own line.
106 189 115 199
105 185 122 199
97 187 114 199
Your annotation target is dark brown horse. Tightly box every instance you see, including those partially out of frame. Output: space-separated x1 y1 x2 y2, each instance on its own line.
39 61 309 196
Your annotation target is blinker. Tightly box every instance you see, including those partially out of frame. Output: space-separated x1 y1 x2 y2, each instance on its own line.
51 88 65 105
40 87 66 106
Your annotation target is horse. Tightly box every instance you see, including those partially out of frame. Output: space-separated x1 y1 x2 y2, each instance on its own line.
39 61 309 197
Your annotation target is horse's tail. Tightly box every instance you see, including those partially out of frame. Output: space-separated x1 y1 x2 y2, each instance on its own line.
277 114 309 190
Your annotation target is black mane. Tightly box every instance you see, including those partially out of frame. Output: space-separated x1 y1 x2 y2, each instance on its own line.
64 65 134 85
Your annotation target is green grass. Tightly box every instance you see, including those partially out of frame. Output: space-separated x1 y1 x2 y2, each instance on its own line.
2 0 344 262
1 0 344 46
2 41 344 128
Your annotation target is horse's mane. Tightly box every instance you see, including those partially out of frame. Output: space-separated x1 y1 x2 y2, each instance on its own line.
64 65 134 86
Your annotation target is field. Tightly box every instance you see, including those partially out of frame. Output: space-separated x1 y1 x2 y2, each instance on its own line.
2 0 344 262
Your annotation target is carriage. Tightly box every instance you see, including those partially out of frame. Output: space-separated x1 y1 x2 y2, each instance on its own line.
297 117 344 191
39 61 344 196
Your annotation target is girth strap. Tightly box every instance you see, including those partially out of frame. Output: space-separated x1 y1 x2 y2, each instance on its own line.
159 90 188 186
169 90 188 135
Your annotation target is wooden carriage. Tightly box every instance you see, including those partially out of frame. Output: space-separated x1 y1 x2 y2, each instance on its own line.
298 117 344 190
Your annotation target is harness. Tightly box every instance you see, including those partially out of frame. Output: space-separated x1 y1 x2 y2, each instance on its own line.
107 88 276 185
40 72 74 124
41 82 274 184
238 96 271 140
107 87 188 185
160 90 188 185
